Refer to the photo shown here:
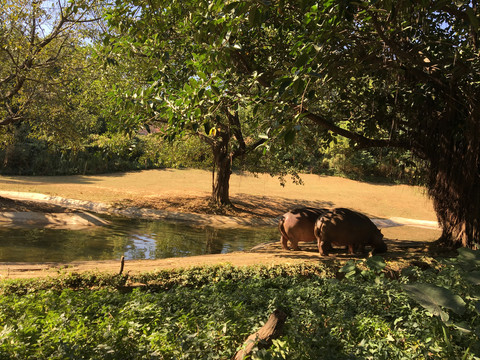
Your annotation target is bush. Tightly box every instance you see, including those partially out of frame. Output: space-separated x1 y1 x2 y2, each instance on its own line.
0 132 212 176
0 254 479 359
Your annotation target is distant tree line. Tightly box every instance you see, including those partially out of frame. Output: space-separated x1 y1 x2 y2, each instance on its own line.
0 121 425 184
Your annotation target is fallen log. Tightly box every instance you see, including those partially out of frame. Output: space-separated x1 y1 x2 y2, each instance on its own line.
232 309 287 360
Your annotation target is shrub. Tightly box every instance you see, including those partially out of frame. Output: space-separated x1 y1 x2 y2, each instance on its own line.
0 254 479 359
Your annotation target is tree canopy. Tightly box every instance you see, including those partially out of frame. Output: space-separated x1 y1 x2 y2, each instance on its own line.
0 0 104 128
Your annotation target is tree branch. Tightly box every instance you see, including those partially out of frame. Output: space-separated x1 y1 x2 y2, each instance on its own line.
440 4 478 50
299 107 410 150
0 114 24 126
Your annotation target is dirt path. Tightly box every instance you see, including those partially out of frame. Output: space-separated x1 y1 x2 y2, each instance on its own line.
0 169 442 279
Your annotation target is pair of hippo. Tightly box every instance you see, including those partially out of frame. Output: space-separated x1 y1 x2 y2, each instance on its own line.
278 207 387 256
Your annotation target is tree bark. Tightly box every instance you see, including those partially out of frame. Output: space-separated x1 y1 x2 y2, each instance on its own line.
212 142 233 205
232 309 287 360
210 109 258 206
423 109 480 248
209 111 234 206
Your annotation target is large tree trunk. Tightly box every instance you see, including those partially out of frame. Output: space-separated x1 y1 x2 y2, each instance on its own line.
207 109 265 207
209 109 251 206
428 134 480 248
424 111 480 248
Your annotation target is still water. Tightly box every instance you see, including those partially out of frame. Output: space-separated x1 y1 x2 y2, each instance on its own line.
0 216 278 263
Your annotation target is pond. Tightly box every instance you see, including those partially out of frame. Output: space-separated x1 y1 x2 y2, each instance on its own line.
0 216 279 263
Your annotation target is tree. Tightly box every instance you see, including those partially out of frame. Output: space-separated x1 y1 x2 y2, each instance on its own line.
213 0 479 248
104 1 267 205
0 0 104 128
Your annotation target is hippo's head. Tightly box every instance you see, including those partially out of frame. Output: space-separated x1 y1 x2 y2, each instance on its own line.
372 230 387 254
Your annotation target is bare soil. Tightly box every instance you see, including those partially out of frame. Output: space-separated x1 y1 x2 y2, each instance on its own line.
0 197 74 213
0 169 445 279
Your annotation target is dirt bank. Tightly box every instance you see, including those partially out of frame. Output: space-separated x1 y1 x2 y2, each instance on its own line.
0 239 448 279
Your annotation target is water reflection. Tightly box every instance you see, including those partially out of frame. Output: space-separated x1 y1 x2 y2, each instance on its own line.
0 216 278 263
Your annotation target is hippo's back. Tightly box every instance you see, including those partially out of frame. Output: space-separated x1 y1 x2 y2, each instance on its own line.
282 207 328 243
317 208 381 246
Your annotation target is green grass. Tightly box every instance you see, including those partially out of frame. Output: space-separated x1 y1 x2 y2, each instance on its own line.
1 255 479 360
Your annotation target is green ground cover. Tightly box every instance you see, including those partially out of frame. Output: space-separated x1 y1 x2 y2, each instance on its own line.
1 251 479 359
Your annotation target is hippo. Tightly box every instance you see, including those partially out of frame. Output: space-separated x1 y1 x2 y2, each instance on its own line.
314 208 387 256
278 207 328 251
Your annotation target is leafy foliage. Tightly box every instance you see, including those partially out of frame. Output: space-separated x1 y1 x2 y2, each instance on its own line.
0 0 104 127
0 130 212 175
1 253 480 359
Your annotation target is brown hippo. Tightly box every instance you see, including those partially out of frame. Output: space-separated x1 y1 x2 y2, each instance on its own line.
278 207 328 250
314 208 387 256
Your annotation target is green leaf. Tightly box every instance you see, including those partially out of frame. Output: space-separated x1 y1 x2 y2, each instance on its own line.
450 321 472 334
457 247 480 261
194 108 201 118
366 256 386 272
283 129 296 145
474 301 480 315
223 2 239 13
339 260 357 273
466 271 480 285
277 77 293 95
466 8 480 30
295 53 310 68
403 283 466 318
456 248 480 269
197 71 207 81
292 78 305 96
249 7 260 26
211 86 220 96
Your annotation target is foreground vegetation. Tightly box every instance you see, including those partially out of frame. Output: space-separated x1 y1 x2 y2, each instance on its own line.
1 251 479 359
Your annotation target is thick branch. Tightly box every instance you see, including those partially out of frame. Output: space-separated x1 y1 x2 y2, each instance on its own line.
0 114 24 126
299 107 410 150
197 132 215 146
0 74 15 86
232 309 287 360
226 109 246 159
5 76 27 100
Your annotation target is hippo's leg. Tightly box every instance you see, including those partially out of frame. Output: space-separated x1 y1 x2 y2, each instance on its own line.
355 244 365 254
318 237 330 256
372 242 387 254
280 235 289 250
290 239 301 251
